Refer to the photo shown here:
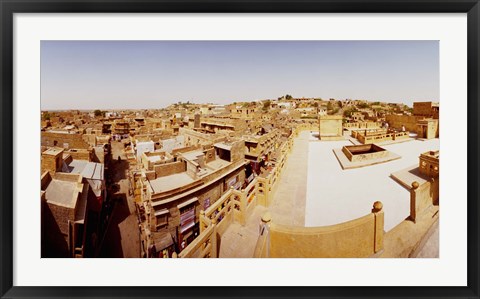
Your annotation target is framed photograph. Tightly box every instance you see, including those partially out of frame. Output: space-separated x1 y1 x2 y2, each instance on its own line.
1 0 479 298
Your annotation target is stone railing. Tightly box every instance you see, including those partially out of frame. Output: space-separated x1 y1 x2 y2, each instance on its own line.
293 122 319 135
179 132 296 258
344 121 381 130
254 202 385 258
177 220 217 258
179 186 247 258
356 131 410 144
409 179 439 223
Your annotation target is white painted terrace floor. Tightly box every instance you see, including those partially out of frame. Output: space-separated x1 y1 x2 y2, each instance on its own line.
219 131 440 257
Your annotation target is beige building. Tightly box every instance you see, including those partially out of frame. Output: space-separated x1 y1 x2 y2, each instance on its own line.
413 101 439 118
318 115 343 140
386 101 439 139
41 172 89 258
419 150 439 177
136 139 246 256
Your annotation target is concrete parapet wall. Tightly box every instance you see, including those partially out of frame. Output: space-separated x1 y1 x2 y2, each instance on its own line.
410 179 439 222
268 207 384 258
41 171 52 190
53 172 83 183
154 161 185 178
66 149 92 161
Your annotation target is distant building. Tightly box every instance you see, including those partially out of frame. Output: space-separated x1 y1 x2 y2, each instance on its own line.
385 101 439 139
413 102 439 119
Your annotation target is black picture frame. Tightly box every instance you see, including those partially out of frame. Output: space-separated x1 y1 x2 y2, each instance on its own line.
1 1 479 298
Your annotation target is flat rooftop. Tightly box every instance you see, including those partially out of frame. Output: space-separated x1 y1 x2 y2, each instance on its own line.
68 160 104 180
149 173 195 194
206 159 230 170
148 156 232 194
43 148 63 156
305 132 439 231
45 179 79 208
181 150 204 161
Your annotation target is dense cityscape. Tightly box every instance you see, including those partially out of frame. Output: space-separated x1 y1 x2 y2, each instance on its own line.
40 97 439 258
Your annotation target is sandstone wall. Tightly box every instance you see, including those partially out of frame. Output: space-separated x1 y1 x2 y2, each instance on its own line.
269 211 383 258
154 161 186 178
42 132 91 149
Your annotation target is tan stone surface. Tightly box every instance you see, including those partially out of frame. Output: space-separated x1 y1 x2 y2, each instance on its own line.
268 130 310 226
218 205 267 258
381 206 439 258
319 115 343 138
306 137 439 232
391 165 428 189
269 211 381 258
411 219 439 258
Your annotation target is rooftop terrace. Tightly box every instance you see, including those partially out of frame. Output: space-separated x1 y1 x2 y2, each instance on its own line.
305 133 439 231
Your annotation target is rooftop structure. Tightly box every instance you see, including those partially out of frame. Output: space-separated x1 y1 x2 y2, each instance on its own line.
419 150 439 177
41 172 89 258
318 115 343 140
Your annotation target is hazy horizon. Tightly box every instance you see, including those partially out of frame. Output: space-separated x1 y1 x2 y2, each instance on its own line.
41 41 439 110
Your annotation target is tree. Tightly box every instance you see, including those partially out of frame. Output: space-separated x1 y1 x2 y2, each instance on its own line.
263 100 271 110
94 109 103 117
343 107 358 118
326 101 334 111
285 94 293 100
42 112 51 121
357 102 370 109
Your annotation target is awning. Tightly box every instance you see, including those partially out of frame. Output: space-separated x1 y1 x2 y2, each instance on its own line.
152 231 174 251
180 221 195 234
154 208 169 217
177 197 198 209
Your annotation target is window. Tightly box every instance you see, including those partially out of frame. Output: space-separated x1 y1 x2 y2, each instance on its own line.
156 215 168 229
154 209 169 230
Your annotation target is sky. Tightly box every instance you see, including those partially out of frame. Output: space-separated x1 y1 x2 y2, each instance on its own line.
41 41 439 110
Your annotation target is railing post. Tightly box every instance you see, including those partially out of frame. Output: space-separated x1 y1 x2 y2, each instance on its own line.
260 212 272 258
200 210 205 233
239 189 247 226
211 217 217 258
372 201 384 253
410 181 419 223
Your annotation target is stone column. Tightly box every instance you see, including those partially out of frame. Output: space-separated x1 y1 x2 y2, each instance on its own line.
410 181 419 223
372 201 384 253
239 189 247 226
260 212 272 258
199 210 206 233
211 216 217 258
